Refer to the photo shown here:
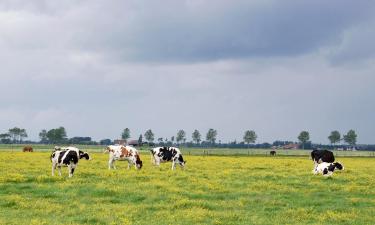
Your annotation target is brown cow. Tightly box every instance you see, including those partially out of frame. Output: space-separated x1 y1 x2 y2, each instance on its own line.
23 146 33 152
104 145 143 170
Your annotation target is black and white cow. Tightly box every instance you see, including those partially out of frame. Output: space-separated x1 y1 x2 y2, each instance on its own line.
150 147 186 170
311 149 335 171
50 146 90 177
313 162 344 176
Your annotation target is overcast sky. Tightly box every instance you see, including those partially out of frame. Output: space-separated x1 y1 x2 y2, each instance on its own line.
1 0 375 144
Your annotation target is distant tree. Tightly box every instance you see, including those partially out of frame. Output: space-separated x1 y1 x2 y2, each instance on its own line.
343 129 357 146
206 129 217 145
243 130 257 148
0 133 11 144
46 127 67 144
138 135 143 146
192 130 201 144
100 139 112 145
298 131 310 149
8 127 21 143
144 129 154 143
157 137 163 144
19 129 27 143
328 130 341 146
39 129 48 143
121 128 131 141
7 127 28 143
171 136 175 144
176 130 186 145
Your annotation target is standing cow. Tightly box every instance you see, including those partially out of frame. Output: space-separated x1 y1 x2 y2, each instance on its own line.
50 146 90 177
311 149 335 171
105 145 143 170
150 147 186 170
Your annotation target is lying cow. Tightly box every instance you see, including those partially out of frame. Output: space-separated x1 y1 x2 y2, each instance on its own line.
50 146 90 177
313 162 344 176
150 147 186 170
311 149 335 171
105 145 142 170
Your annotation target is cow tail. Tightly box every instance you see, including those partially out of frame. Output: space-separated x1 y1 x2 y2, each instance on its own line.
50 152 55 162
150 149 155 164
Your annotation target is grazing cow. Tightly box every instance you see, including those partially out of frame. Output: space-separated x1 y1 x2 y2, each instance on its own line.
23 146 33 152
311 149 335 171
150 147 186 170
105 145 143 170
50 146 90 177
270 150 276 156
313 162 344 176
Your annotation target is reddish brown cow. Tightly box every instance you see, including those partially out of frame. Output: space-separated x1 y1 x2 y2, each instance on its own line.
23 146 33 152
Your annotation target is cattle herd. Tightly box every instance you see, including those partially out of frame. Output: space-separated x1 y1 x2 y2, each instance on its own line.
49 145 185 177
47 145 343 178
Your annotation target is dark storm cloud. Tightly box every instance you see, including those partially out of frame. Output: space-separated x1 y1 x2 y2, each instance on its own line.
64 0 375 62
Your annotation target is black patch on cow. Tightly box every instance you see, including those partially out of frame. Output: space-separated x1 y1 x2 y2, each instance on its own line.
157 147 177 162
57 151 67 164
61 151 79 165
311 150 335 163
323 168 328 175
328 164 336 172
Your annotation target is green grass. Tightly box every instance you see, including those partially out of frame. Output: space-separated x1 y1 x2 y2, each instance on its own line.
0 151 374 224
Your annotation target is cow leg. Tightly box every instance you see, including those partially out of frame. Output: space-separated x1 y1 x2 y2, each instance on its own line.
52 162 57 176
68 164 76 178
171 160 176 170
150 154 154 165
108 159 114 170
312 161 318 173
127 161 131 170
57 166 62 176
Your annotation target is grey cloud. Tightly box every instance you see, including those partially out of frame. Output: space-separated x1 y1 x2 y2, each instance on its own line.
66 0 375 62
1 1 375 144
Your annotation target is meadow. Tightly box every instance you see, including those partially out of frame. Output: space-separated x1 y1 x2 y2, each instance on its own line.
0 150 375 225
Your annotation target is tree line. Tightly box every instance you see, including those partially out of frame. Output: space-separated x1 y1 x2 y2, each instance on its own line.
297 130 358 149
0 126 364 150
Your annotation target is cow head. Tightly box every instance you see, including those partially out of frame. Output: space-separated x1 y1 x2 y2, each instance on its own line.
79 151 91 160
135 154 143 169
333 162 344 171
178 155 186 168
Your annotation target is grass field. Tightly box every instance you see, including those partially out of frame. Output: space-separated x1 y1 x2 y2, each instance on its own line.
1 151 375 225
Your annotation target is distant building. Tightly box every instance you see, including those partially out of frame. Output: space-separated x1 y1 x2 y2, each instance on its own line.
127 140 139 146
114 139 127 145
283 143 299 149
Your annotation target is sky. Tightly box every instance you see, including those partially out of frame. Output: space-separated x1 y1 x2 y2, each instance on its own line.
0 0 375 144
